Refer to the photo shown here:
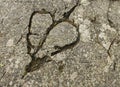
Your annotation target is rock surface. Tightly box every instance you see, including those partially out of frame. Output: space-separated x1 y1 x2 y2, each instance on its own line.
0 0 120 87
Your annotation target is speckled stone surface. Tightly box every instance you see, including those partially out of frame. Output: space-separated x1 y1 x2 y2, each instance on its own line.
0 0 120 87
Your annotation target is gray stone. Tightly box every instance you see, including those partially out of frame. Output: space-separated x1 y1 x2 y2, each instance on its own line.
0 0 120 87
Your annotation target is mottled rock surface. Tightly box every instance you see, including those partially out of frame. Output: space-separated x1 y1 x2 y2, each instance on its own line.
0 0 120 87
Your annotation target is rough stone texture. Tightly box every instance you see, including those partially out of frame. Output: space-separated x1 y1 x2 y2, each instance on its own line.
0 0 120 87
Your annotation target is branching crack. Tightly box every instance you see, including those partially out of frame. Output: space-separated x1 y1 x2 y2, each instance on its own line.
105 0 120 71
89 0 119 72
22 0 80 78
95 31 117 72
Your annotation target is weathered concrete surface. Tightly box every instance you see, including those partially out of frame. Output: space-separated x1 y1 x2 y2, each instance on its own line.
0 0 120 87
